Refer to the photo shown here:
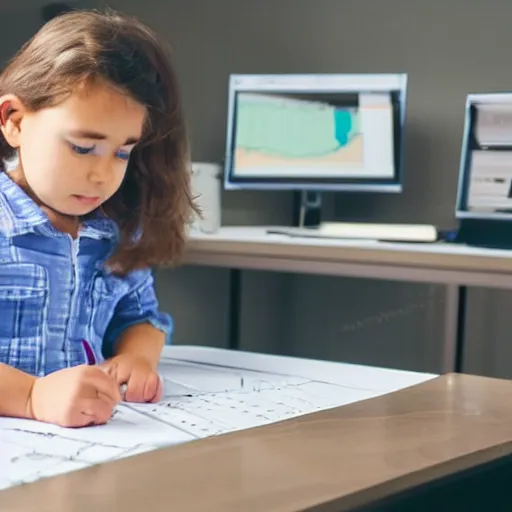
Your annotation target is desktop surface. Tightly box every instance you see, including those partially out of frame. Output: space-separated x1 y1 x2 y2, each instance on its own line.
187 226 512 274
2 372 512 512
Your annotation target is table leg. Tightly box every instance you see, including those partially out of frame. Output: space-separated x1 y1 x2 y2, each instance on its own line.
228 269 242 350
443 285 467 373
455 285 467 373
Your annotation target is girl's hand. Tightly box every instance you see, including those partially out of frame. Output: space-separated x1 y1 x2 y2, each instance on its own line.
28 365 122 428
101 354 163 403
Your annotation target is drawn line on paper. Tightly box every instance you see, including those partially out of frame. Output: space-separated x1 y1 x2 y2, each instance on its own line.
164 358 386 393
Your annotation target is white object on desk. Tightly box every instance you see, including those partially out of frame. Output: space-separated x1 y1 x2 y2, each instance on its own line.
189 162 222 234
0 346 436 492
268 222 438 243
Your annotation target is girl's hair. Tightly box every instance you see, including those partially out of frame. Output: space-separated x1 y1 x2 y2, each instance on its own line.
0 10 197 274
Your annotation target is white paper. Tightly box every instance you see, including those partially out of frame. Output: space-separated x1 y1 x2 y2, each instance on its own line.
0 346 437 492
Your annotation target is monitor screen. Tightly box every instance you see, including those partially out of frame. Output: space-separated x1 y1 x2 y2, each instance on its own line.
224 74 407 192
456 94 512 220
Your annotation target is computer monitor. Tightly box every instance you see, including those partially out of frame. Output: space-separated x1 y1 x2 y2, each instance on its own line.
223 73 408 226
224 73 408 192
456 93 512 220
453 93 512 249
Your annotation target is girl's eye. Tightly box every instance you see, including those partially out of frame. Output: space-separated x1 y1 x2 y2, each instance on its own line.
115 149 131 162
70 143 96 155
68 140 132 161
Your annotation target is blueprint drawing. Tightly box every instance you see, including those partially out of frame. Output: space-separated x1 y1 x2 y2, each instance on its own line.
0 347 436 492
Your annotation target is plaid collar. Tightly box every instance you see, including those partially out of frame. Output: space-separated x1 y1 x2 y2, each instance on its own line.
0 171 119 240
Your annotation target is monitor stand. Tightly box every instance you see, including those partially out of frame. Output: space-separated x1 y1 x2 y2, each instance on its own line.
295 190 322 228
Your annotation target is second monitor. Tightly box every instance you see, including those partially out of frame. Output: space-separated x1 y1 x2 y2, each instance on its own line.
224 73 408 228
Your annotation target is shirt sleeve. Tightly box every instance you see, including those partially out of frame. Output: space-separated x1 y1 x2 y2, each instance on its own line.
102 268 173 355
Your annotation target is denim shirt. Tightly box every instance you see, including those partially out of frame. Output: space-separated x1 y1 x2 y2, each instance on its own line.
0 172 172 376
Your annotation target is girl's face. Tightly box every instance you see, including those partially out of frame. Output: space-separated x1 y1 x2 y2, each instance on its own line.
2 82 146 217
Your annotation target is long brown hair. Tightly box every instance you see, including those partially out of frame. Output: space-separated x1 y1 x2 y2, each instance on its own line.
0 9 197 274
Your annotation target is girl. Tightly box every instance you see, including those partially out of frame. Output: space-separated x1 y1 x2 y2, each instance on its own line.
0 10 196 428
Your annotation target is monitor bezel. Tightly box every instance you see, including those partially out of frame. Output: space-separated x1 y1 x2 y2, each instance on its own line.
223 73 408 193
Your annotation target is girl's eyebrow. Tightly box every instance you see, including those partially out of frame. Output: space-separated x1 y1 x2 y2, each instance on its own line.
67 129 139 145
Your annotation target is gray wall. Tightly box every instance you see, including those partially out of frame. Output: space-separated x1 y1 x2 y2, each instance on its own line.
6 0 511 376
0 0 100 68
102 0 512 377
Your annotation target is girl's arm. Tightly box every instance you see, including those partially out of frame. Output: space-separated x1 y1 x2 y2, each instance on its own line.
101 268 170 402
102 268 172 363
113 322 165 369
0 363 35 419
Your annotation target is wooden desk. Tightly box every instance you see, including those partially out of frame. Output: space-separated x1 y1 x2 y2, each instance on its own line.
186 227 512 372
2 373 512 512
